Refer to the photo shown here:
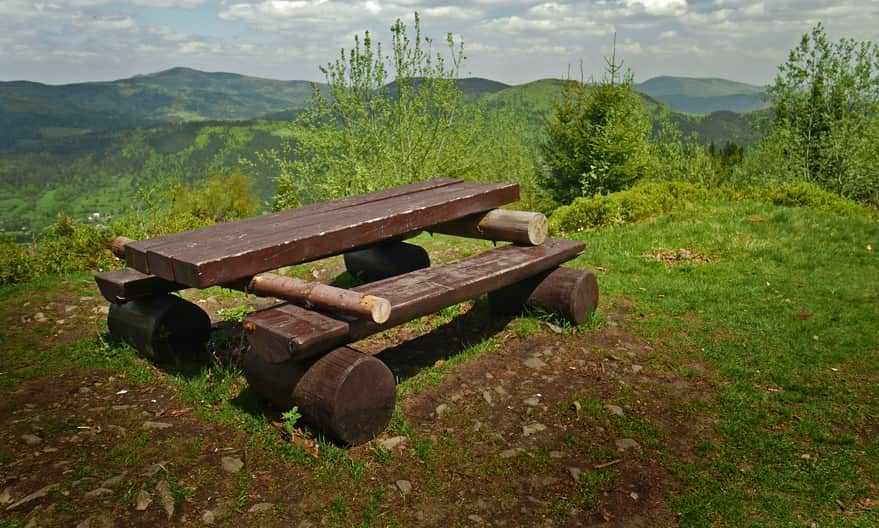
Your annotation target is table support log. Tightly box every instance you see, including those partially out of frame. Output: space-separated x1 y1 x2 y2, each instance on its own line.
242 347 396 445
344 241 430 283
488 267 599 324
107 294 211 361
430 209 547 246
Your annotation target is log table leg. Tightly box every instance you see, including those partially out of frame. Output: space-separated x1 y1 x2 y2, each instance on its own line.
243 347 396 446
344 240 430 283
489 267 599 325
107 294 211 361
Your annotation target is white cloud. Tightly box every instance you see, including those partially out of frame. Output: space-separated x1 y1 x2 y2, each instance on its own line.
625 0 687 16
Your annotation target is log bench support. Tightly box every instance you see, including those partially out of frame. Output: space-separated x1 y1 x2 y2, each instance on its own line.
488 266 599 325
107 294 211 361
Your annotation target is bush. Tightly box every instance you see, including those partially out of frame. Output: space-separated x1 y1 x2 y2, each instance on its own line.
0 243 38 285
549 181 709 233
549 180 877 235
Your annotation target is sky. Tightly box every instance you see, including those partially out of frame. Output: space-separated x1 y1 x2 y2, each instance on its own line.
1 1 877 86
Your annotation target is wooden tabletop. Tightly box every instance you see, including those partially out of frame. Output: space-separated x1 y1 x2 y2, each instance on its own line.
123 178 519 288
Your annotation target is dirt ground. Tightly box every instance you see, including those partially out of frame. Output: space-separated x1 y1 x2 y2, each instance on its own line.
0 281 715 527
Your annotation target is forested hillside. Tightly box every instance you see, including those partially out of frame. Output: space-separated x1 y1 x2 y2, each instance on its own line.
0 67 325 151
635 75 769 113
0 69 759 239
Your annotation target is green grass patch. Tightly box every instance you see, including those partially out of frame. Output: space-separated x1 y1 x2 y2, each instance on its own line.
566 199 879 526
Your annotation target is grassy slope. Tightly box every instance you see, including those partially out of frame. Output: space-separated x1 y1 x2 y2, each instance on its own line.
1 201 876 526
575 201 878 525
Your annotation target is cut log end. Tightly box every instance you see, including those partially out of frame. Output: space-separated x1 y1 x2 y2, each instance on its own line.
431 209 548 246
111 236 135 260
489 267 599 325
293 347 396 445
363 295 391 324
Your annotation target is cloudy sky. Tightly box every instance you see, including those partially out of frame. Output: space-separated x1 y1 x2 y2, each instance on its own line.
1 1 877 86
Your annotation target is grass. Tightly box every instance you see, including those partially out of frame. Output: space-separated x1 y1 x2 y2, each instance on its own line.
566 199 879 526
0 198 876 526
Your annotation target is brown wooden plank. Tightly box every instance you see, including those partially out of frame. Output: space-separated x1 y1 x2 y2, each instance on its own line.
245 238 583 363
124 178 463 274
94 268 185 304
163 181 519 287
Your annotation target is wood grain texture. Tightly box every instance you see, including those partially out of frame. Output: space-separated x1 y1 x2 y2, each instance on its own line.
245 238 584 363
95 268 184 304
430 209 548 245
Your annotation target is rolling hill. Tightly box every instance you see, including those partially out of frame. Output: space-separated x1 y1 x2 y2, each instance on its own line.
636 76 768 114
0 67 326 150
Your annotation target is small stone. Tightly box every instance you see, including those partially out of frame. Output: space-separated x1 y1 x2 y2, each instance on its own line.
248 502 274 513
605 404 625 417
202 510 217 524
567 467 582 482
21 434 42 446
221 456 244 474
494 385 509 396
500 448 525 459
615 438 640 451
34 312 48 322
467 514 485 524
93 306 110 315
297 521 314 528
522 423 547 436
549 450 564 459
523 357 547 369
475 499 489 510
65 305 78 312
435 404 449 417
156 480 174 519
631 365 643 374
630 491 639 500
523 397 540 407
142 421 172 430
85 487 113 498
0 487 11 505
379 436 407 451
482 391 493 405
395 480 412 496
134 489 152 511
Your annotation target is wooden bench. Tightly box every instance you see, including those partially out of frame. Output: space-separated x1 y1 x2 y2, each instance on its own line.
95 179 599 445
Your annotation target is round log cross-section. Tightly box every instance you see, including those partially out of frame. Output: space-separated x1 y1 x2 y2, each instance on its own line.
294 347 396 446
242 347 396 445
107 294 211 361
489 267 599 325
344 240 430 283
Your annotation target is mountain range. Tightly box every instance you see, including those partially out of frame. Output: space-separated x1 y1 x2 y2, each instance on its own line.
0 67 767 238
0 67 768 150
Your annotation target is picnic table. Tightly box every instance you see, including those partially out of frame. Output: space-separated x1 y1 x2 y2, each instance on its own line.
95 178 598 445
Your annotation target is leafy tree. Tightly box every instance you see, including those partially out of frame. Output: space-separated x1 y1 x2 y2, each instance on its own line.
758 23 879 204
540 46 654 204
271 14 538 210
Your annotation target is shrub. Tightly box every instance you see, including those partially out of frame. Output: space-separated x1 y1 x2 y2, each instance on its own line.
549 181 708 233
0 243 38 285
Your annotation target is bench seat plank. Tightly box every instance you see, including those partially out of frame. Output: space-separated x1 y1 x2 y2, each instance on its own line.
245 238 584 363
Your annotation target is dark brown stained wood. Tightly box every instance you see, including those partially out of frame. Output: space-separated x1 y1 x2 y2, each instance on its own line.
247 304 349 363
160 181 519 287
107 294 211 361
488 266 599 324
95 268 185 304
343 240 430 283
242 347 396 445
245 238 584 363
123 178 462 273
292 346 396 445
430 209 548 245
